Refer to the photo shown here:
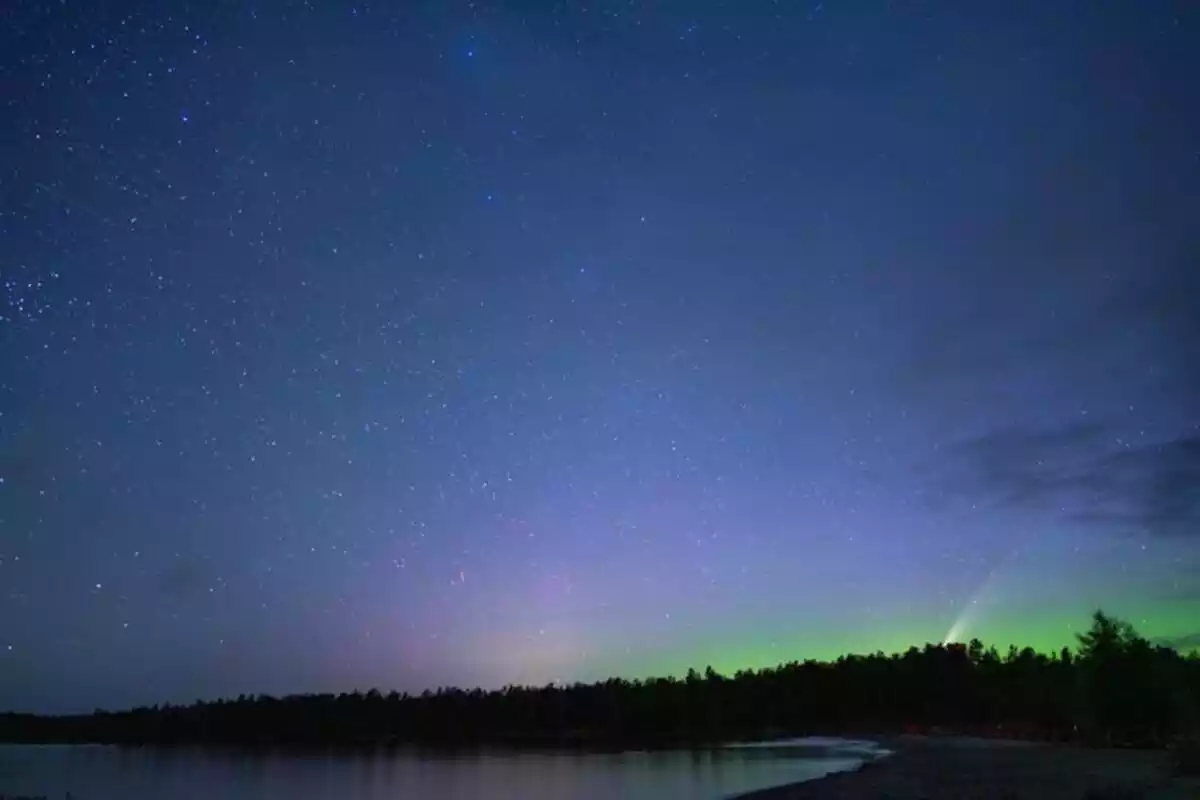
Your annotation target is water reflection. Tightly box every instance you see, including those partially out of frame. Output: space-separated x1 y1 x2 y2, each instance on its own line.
0 742 871 800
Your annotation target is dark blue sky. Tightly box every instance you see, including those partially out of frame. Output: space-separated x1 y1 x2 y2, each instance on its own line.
2 1 1197 713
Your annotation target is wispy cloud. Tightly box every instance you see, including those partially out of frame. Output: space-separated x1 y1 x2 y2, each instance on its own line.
930 424 1199 538
1150 632 1200 653
907 202 1199 539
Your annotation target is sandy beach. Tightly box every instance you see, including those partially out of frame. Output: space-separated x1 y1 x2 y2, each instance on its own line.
731 736 1192 799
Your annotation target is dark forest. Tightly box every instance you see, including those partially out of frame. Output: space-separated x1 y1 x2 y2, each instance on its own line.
3 612 1197 752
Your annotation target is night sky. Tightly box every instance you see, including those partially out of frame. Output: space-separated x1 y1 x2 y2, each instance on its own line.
2 1 1198 714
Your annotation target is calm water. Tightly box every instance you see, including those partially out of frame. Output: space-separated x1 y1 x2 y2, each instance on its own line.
0 740 880 799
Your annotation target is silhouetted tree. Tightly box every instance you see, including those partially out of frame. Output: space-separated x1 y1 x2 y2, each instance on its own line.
1073 610 1184 746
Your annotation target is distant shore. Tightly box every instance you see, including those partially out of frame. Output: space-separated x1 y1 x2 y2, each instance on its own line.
731 735 1176 800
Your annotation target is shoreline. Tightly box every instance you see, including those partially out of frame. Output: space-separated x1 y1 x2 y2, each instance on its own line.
732 736 1177 799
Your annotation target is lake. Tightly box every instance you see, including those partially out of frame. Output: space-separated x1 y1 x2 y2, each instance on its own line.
0 739 884 799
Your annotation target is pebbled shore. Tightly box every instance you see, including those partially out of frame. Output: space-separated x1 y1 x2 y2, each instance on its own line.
729 736 1183 800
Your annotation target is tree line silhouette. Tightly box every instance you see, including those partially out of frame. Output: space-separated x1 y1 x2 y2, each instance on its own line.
1 611 1196 750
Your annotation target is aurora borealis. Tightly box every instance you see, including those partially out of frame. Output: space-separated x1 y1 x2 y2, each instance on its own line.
2 2 1198 714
